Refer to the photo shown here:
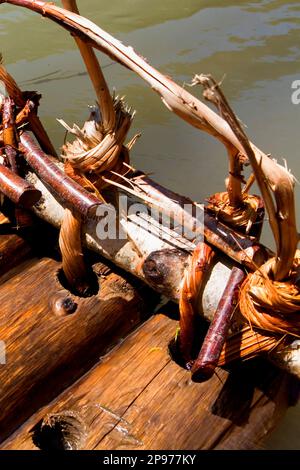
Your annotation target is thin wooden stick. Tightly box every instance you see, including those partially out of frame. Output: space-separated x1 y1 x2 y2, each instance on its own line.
179 243 215 367
61 0 115 132
0 61 57 157
20 131 103 217
191 266 246 381
0 163 41 207
2 97 18 173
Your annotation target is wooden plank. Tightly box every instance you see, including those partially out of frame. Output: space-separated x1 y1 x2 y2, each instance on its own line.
0 232 32 278
0 256 149 443
2 314 294 450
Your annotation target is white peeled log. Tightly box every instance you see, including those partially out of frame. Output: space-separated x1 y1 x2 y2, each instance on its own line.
24 168 300 378
269 340 300 378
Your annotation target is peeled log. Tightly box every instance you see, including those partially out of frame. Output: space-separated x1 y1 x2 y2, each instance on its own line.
24 166 300 377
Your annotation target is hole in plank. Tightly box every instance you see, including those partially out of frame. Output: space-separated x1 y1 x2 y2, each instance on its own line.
56 267 99 298
31 410 87 450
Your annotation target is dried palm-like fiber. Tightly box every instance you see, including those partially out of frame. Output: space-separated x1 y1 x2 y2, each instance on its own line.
218 326 281 366
192 75 264 235
192 73 300 361
206 191 263 235
58 97 136 193
239 252 300 337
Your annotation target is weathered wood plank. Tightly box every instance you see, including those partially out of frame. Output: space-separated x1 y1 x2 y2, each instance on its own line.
1 314 294 450
0 232 32 278
0 256 149 443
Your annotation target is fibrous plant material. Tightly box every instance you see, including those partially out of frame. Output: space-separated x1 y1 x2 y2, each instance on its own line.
1 1 299 375
58 97 134 193
59 208 93 296
58 1 137 291
61 0 115 133
192 74 298 282
206 191 264 237
217 326 280 366
2 97 18 173
239 252 300 337
2 95 36 226
191 74 300 361
1 1 293 252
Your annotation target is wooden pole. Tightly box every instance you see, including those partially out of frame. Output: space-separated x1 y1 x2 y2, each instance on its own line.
0 163 41 208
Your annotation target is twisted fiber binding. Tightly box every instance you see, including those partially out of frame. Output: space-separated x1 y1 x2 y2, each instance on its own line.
59 208 91 296
207 191 262 233
239 250 300 337
179 242 215 366
60 97 134 194
59 99 136 290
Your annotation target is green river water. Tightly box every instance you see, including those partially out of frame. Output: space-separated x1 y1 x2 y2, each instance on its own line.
1 0 300 449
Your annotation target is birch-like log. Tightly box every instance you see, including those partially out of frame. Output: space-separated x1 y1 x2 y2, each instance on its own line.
22 152 300 378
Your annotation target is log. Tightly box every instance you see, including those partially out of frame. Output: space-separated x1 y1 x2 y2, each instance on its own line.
24 164 266 310
0 254 151 443
23 157 300 376
1 314 296 450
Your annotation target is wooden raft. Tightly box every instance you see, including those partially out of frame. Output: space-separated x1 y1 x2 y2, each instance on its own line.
0 225 297 450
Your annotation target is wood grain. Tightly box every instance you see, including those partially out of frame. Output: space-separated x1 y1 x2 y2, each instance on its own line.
0 256 147 443
0 232 32 278
2 314 295 450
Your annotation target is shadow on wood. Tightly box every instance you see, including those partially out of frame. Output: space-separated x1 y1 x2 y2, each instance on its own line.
2 314 297 450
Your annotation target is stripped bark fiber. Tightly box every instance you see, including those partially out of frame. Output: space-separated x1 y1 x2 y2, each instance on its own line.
61 0 115 132
58 208 92 296
193 74 298 281
178 242 215 367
